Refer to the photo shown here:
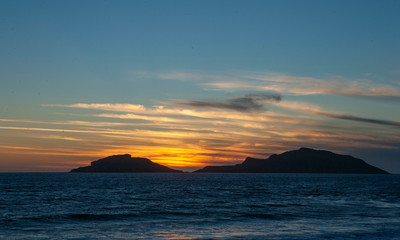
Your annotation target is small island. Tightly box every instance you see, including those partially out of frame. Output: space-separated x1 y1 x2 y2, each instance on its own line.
70 154 182 173
194 148 389 174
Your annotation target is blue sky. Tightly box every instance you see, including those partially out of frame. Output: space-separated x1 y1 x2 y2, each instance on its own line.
0 0 399 172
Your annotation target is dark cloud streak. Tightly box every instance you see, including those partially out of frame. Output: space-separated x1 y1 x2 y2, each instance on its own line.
168 92 400 128
346 95 400 102
169 93 281 112
316 111 400 128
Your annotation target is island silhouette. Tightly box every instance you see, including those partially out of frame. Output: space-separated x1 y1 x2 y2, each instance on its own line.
70 154 182 173
195 148 388 174
70 148 389 174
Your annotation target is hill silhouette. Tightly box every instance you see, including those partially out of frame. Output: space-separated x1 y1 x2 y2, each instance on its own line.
70 154 182 173
194 148 389 174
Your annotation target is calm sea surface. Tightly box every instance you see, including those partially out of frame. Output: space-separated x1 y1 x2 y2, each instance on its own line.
1 173 399 240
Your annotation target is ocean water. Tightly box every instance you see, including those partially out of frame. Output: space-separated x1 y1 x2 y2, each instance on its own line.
1 173 399 240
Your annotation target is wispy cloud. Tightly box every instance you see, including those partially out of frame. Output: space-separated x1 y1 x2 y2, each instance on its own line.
36 135 83 141
0 118 142 127
245 73 400 98
154 71 400 99
45 103 147 112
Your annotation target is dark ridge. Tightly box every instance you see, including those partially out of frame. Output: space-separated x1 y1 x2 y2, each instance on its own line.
194 148 389 174
70 154 182 173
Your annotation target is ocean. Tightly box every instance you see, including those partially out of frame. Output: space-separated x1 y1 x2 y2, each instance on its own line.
1 173 399 240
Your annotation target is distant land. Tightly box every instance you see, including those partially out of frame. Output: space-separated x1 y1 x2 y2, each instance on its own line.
70 154 182 173
70 148 389 174
194 148 389 174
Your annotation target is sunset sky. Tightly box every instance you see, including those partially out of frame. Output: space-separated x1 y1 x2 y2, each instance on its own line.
1 0 399 172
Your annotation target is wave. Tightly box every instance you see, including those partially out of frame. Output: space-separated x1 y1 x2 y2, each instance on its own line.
1 212 141 224
240 213 296 220
65 213 140 220
2 209 205 224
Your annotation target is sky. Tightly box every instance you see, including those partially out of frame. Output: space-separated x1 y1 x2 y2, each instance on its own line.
0 0 399 173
